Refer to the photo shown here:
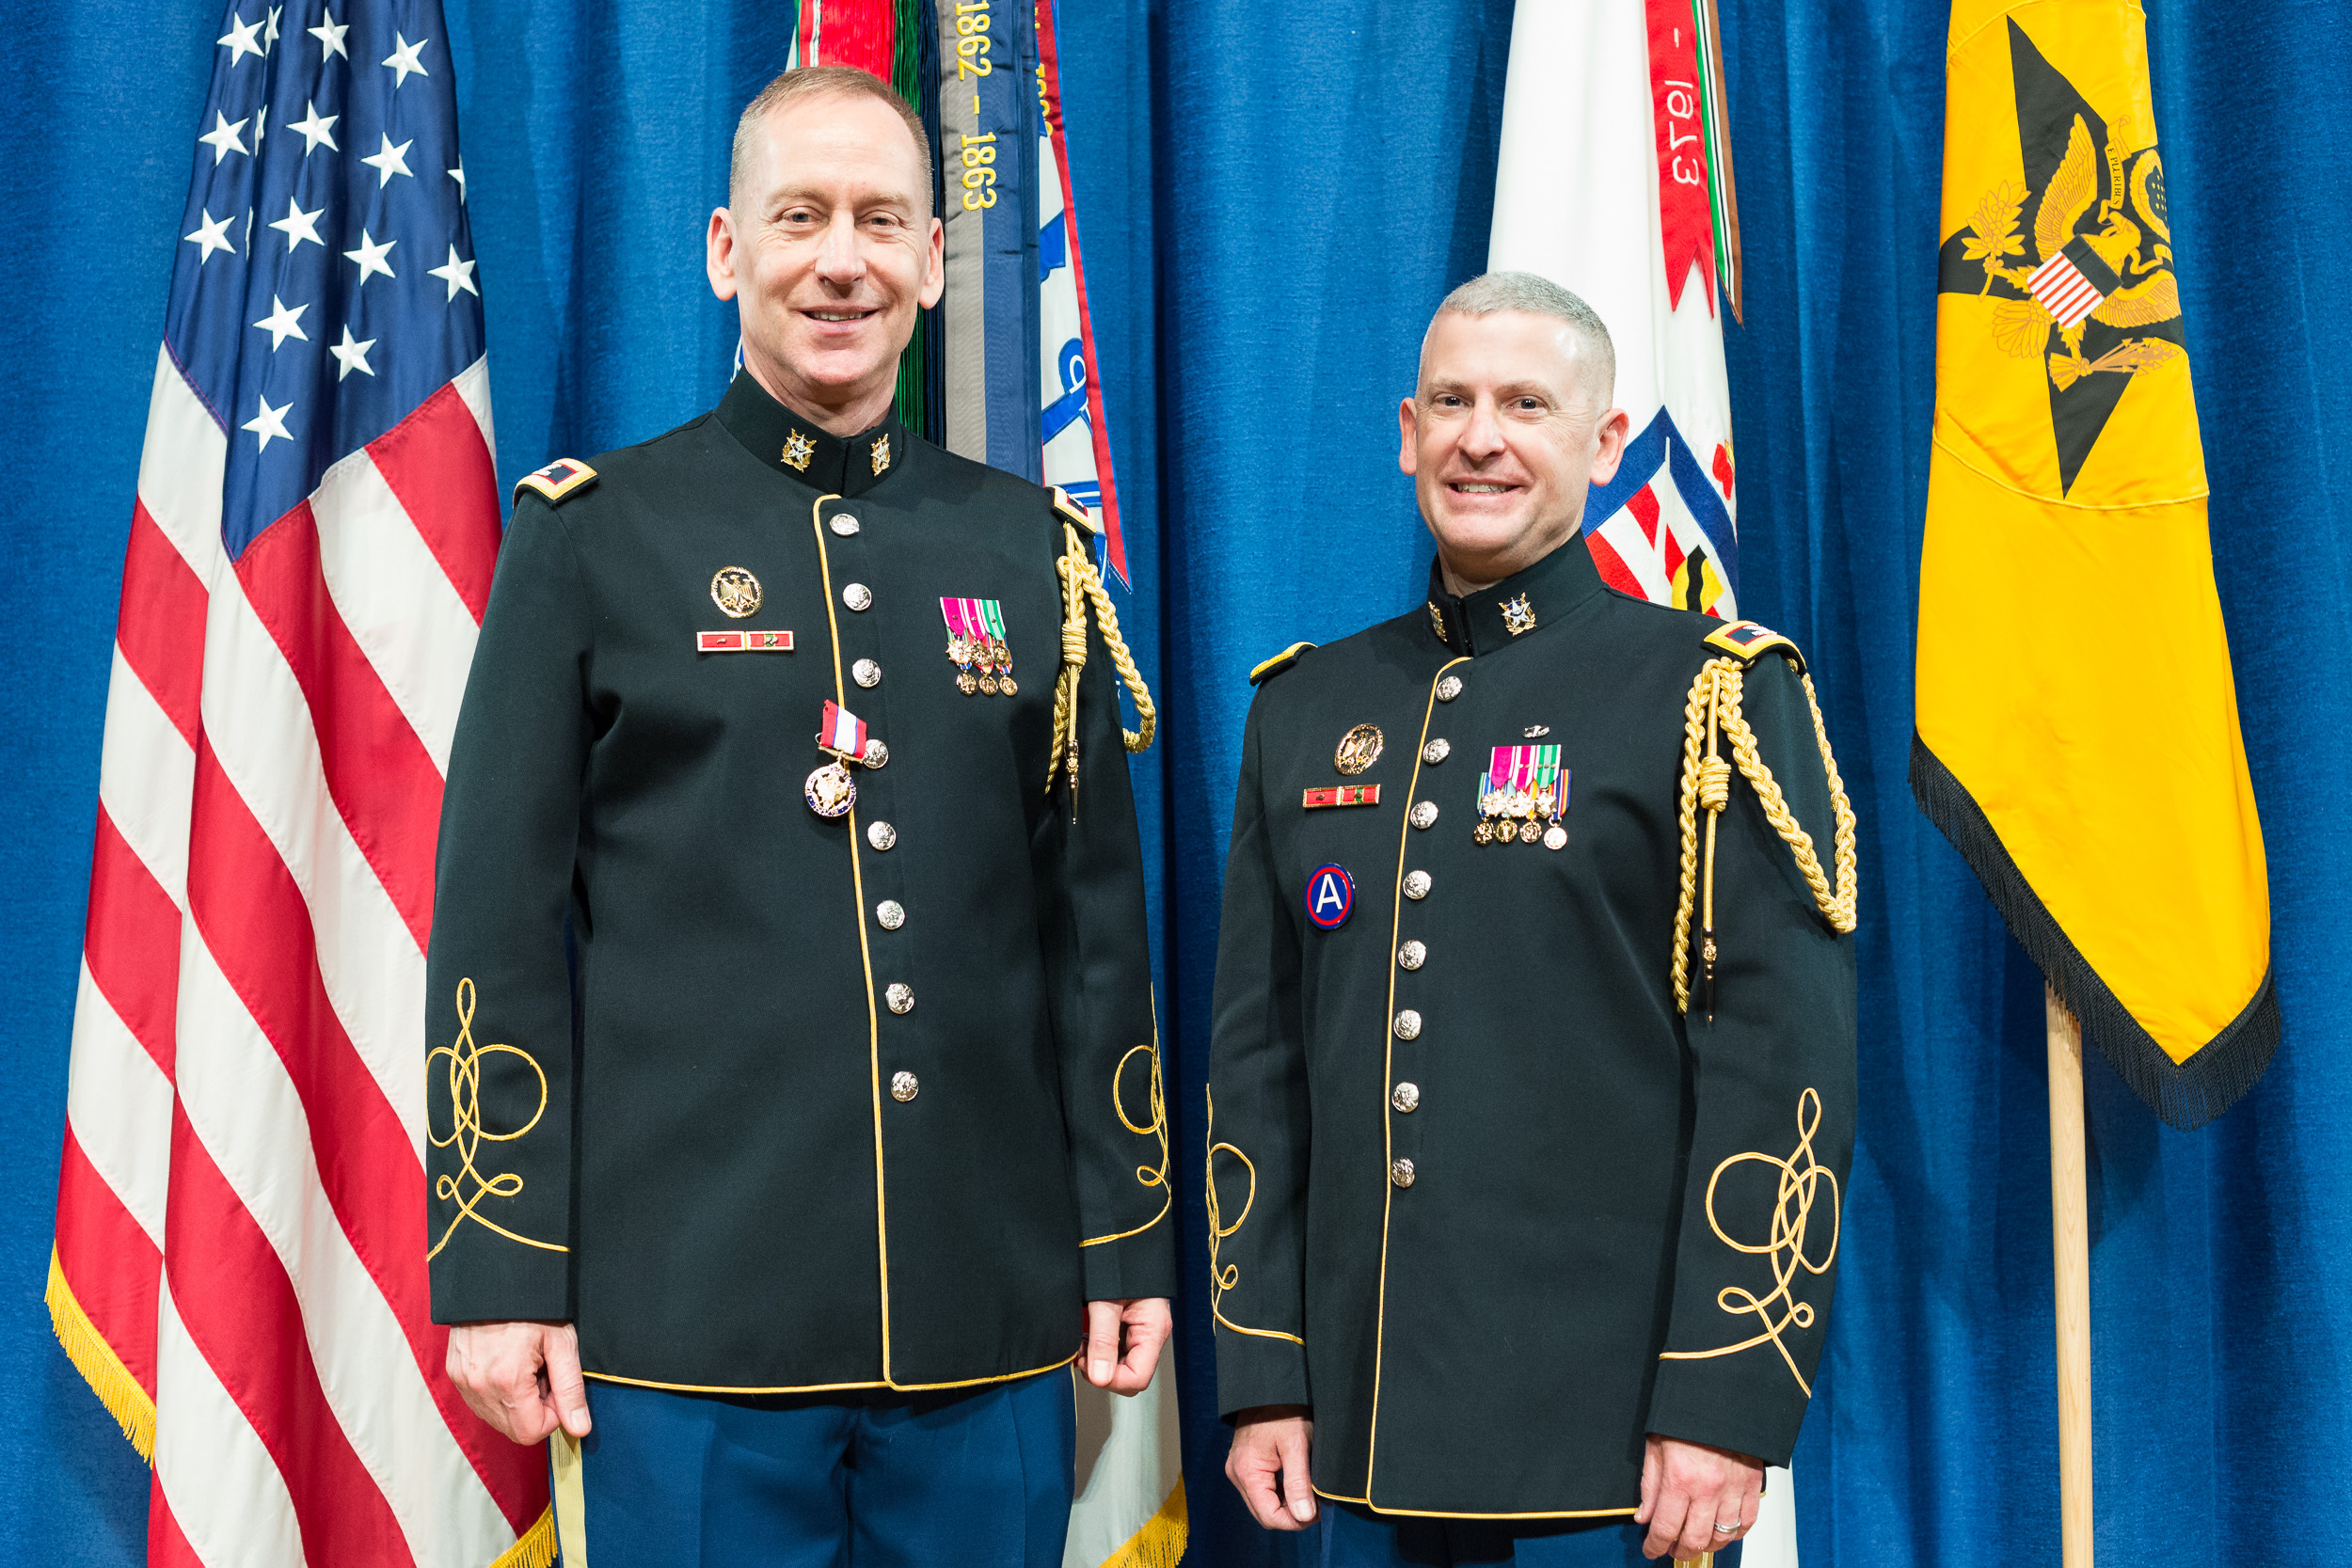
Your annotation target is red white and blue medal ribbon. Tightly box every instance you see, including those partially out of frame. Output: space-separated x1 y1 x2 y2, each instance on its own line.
805 699 868 818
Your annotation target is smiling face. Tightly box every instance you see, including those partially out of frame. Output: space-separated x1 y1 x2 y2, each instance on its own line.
707 90 945 434
1399 309 1629 593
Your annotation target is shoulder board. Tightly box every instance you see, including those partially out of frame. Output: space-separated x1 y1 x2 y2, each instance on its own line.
1703 619 1805 673
1050 486 1099 534
515 458 597 505
1249 641 1318 686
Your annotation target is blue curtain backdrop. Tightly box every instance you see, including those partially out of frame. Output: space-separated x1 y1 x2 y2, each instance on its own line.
2 2 2345 1564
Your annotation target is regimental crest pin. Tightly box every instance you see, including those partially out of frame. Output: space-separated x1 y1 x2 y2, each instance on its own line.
941 597 1018 697
1502 594 1536 637
710 566 762 618
1474 743 1569 847
1334 723 1384 776
870 434 892 475
781 431 816 471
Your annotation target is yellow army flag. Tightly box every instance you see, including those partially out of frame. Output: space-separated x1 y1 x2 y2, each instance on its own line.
1913 0 2275 1128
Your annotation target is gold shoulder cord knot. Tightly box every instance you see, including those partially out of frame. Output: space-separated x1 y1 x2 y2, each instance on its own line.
1672 657 1859 1020
1047 519 1156 807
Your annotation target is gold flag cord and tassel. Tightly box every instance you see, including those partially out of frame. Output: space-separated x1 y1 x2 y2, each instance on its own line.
1673 657 1858 1019
1048 519 1156 803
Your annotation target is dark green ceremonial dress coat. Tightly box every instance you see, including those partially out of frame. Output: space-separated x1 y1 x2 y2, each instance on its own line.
1207 534 1857 1517
425 372 1172 1395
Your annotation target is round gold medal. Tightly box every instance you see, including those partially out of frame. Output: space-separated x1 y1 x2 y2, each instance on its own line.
1473 820 1495 845
979 673 1001 696
1334 723 1384 776
710 566 762 618
1519 818 1543 844
803 761 856 818
997 675 1018 697
957 671 980 695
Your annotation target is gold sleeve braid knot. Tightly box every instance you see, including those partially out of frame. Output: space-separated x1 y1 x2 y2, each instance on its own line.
1672 657 1859 1017
1047 520 1156 800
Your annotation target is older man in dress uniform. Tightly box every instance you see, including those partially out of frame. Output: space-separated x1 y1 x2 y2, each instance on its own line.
425 66 1173 1565
1208 273 1859 1566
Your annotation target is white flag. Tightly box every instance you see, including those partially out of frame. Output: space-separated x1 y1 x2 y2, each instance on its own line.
1064 1370 1186 1568
1489 0 1742 621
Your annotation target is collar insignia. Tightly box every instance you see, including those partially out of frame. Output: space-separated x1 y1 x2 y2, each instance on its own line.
781 431 815 471
1502 594 1536 637
870 434 892 475
1427 602 1448 641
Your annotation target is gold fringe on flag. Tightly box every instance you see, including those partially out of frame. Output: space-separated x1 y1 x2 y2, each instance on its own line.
1098 1477 1187 1568
484 1506 559 1568
45 1244 155 1462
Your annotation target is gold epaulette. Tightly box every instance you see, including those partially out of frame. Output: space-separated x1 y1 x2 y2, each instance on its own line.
1248 642 1317 685
515 458 596 505
1672 630 1859 1021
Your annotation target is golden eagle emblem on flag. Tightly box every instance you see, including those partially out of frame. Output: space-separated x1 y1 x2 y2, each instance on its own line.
1914 0 2274 1130
1937 18 2188 495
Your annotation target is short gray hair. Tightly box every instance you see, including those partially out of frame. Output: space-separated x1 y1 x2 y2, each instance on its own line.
1430 271 1615 404
730 66 933 215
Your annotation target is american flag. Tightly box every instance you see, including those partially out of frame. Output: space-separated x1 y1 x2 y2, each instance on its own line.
48 3 550 1565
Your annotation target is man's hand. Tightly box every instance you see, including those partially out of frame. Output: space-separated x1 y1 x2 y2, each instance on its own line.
1226 1405 1317 1530
1082 1297 1172 1393
1635 1434 1763 1561
446 1321 592 1445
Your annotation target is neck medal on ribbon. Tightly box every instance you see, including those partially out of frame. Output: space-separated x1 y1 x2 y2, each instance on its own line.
1474 744 1569 849
805 699 868 818
941 597 1017 697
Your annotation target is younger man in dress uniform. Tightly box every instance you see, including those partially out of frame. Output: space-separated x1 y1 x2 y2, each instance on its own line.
1210 274 1859 1565
426 67 1173 1564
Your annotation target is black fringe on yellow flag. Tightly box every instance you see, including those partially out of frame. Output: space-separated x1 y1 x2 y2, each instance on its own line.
1912 0 2276 1130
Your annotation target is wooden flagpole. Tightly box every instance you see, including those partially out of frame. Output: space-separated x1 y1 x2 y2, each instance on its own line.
2045 986 2093 1567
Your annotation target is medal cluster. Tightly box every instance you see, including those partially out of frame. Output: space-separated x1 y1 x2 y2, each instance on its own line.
1474 744 1568 850
943 597 1018 697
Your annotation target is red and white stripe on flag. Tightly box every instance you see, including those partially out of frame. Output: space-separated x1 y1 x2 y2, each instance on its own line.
55 8 552 1562
54 344 554 1568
